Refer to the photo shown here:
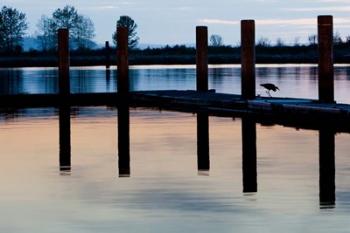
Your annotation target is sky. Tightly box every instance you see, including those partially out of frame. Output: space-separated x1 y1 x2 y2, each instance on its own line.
2 0 350 46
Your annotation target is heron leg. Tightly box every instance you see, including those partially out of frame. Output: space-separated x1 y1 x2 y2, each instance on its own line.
266 90 272 97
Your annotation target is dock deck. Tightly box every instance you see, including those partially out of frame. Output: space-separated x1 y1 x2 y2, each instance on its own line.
1 90 350 132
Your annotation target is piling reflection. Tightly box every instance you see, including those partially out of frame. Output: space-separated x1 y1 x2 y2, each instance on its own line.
277 67 284 79
197 112 210 174
242 117 257 193
10 103 343 205
106 69 111 92
59 105 71 173
210 67 225 86
0 69 25 94
118 103 130 177
319 128 336 207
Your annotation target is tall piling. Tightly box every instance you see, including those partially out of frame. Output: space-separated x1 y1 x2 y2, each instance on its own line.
58 28 70 96
118 104 130 177
241 20 256 99
105 41 111 69
117 27 129 95
319 128 335 207
197 112 210 173
59 105 71 173
196 26 208 92
242 117 257 192
116 26 130 176
318 15 334 103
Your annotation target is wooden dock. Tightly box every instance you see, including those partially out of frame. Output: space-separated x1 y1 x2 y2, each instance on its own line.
1 16 347 133
130 90 350 132
1 90 350 132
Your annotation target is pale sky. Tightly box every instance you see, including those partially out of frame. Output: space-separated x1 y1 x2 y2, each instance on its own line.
2 0 350 46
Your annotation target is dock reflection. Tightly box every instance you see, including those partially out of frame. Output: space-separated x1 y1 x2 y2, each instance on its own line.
197 112 210 174
59 105 71 173
118 103 130 177
242 117 257 193
53 106 339 205
106 69 111 92
319 128 336 208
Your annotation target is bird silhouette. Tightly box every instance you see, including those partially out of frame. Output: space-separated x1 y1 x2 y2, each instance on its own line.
260 83 279 97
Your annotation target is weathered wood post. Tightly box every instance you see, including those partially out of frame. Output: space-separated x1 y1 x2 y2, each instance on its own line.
117 27 129 94
105 41 111 69
118 104 130 177
116 26 130 177
241 20 256 99
197 112 210 173
242 117 257 192
196 26 208 92
58 28 70 96
318 15 334 103
319 128 335 206
59 105 71 173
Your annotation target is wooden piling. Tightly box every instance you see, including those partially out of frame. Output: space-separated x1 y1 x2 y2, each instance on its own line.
319 128 335 206
242 117 257 192
197 112 210 172
59 105 71 172
318 15 334 103
241 20 256 99
117 27 130 175
117 27 129 95
196 26 208 92
58 28 70 96
118 103 130 177
105 41 110 69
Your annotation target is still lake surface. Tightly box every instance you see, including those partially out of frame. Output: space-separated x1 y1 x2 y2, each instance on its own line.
0 65 350 232
1 64 350 103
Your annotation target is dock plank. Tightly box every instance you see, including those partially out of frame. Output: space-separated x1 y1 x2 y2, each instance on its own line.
1 90 350 132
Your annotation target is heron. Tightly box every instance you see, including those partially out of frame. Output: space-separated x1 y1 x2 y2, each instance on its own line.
260 83 279 97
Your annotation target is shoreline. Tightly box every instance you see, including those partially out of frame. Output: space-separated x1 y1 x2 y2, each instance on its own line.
0 54 349 68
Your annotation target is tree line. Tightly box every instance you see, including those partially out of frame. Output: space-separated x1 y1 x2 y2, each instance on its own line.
0 5 139 53
1 5 350 55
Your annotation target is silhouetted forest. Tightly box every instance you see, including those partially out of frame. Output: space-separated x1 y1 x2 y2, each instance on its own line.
1 42 350 67
1 5 350 67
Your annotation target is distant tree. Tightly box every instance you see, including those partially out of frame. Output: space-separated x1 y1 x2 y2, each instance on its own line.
36 5 95 50
256 37 270 47
113 15 139 49
346 36 350 45
74 15 96 49
36 15 55 51
308 34 317 46
293 37 300 46
210 34 223 47
275 38 285 47
0 6 28 52
333 32 342 45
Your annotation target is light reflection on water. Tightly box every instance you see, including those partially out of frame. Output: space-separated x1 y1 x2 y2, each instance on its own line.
0 107 349 232
1 64 350 103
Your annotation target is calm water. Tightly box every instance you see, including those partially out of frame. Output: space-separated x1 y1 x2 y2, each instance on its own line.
0 65 350 232
1 64 350 103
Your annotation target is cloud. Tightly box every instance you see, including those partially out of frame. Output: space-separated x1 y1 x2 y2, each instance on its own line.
199 18 316 26
284 6 350 12
199 17 350 27
258 18 316 26
199 19 239 25
96 5 119 10
81 1 134 11
175 6 192 11
318 0 350 2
